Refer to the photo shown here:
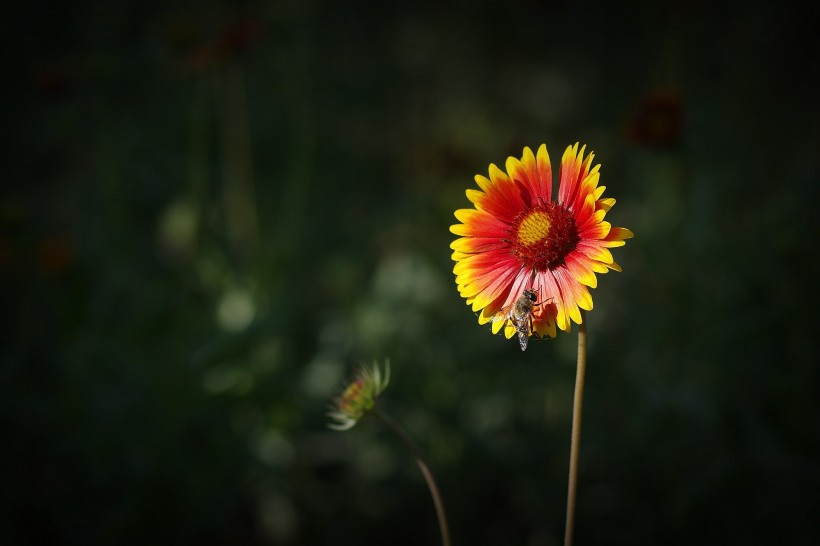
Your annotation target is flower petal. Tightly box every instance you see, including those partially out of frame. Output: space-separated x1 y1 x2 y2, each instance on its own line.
606 226 634 241
505 145 552 204
565 253 598 289
596 197 615 212
450 236 509 253
576 240 614 265
535 269 569 332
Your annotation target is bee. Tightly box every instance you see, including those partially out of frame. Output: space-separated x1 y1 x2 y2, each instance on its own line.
492 288 549 351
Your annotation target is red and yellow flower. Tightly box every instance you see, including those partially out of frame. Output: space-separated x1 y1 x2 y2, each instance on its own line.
450 143 633 342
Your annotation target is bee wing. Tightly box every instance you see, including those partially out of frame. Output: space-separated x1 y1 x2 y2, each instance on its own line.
491 305 521 338
515 314 535 351
518 330 529 351
491 305 513 324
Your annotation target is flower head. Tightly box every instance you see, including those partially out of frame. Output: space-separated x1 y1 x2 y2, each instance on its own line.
450 143 633 344
327 360 391 431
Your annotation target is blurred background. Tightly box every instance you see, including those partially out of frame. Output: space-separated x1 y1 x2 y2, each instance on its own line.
3 0 819 544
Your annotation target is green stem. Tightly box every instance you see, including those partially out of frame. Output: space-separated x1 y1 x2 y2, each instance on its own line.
564 310 587 546
374 407 452 546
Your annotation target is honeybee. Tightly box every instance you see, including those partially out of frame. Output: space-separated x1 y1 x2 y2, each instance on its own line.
492 288 548 351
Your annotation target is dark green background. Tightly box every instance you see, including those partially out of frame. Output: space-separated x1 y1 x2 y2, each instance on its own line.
4 1 818 544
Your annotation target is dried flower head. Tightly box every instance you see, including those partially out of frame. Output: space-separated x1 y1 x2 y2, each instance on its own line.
327 360 391 431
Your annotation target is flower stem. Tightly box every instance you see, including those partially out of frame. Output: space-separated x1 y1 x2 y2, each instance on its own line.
374 407 452 546
564 310 587 546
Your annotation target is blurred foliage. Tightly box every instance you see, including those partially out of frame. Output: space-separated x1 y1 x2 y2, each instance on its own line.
3 1 819 545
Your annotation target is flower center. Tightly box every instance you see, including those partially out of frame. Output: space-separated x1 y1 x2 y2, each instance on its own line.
340 379 366 414
516 211 552 246
509 202 579 271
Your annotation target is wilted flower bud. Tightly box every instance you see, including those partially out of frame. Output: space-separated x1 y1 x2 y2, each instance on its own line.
327 360 391 431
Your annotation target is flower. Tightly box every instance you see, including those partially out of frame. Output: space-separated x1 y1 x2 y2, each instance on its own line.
450 143 633 343
327 360 391 431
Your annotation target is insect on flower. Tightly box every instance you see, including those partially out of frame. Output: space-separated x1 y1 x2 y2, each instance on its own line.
451 143 634 340
492 287 550 351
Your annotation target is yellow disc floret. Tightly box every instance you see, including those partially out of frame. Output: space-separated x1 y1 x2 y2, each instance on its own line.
516 210 551 246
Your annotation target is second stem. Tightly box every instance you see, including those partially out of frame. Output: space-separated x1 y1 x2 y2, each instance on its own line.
564 310 587 546
374 407 452 546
